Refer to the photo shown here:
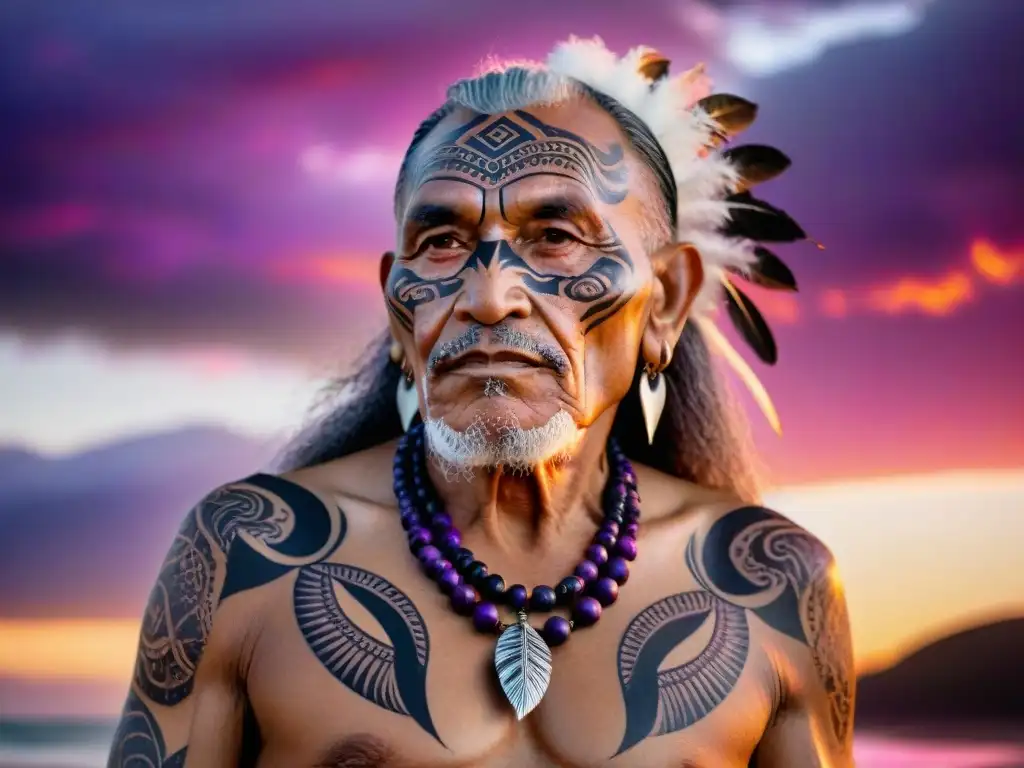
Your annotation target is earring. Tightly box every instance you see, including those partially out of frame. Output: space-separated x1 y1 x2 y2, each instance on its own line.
638 343 670 445
396 366 419 432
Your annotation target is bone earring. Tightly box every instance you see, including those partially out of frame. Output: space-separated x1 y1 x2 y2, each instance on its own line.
638 343 669 445
396 367 419 432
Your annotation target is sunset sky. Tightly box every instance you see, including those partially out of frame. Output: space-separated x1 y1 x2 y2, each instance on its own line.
1 0 1022 719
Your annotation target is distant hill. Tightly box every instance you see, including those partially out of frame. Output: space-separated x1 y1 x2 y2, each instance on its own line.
0 427 284 618
856 617 1024 724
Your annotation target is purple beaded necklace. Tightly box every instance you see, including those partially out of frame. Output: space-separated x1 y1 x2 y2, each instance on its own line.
393 423 640 718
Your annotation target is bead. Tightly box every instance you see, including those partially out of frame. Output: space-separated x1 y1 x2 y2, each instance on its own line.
594 529 617 550
606 509 624 525
627 488 640 505
472 602 500 633
614 537 638 561
622 469 637 487
439 529 462 552
624 522 640 539
408 527 432 551
585 544 609 567
417 545 442 566
574 560 599 583
590 577 619 607
431 512 453 533
466 561 489 585
452 548 475 571
572 596 602 627
542 616 572 647
399 510 420 531
451 584 478 615
605 556 630 585
613 482 627 499
529 586 557 612
416 487 428 500
506 584 529 610
601 520 620 537
555 576 585 605
438 568 462 594
624 505 640 523
481 574 506 601
426 558 452 580
424 500 439 515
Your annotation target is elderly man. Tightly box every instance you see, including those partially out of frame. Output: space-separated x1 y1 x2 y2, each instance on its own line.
109 38 854 767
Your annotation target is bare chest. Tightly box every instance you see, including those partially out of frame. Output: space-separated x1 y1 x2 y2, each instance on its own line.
242 557 775 768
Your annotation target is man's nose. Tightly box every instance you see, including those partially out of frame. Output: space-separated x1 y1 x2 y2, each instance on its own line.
453 240 531 326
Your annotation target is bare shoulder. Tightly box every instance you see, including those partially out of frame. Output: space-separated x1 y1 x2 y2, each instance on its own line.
281 439 399 513
682 493 855 750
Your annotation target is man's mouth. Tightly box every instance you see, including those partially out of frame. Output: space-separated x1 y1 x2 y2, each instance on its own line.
431 349 557 376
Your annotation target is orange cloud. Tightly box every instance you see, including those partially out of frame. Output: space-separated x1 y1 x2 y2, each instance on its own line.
0 619 139 682
269 254 379 287
865 270 975 317
971 239 1024 286
820 289 849 318
749 291 800 325
815 237 1023 320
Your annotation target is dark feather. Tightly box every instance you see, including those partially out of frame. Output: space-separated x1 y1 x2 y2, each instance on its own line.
723 280 778 364
638 50 670 83
730 246 798 291
723 145 792 191
723 192 806 243
696 94 758 135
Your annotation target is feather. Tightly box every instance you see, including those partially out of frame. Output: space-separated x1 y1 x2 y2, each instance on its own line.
696 94 758 136
731 246 798 291
723 145 792 192
697 318 782 435
724 192 806 243
637 49 670 82
722 278 778 364
494 617 552 720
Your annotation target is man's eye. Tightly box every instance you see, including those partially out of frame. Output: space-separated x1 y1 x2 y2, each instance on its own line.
425 234 458 249
541 228 575 245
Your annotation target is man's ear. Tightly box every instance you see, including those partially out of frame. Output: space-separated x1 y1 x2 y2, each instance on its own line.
641 243 704 366
379 251 395 294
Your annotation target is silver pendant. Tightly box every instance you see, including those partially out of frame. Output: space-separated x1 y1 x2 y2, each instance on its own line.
494 611 552 720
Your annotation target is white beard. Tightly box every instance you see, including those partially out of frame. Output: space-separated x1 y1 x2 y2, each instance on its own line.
424 409 580 475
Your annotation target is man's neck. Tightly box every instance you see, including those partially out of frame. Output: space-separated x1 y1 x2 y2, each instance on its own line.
425 412 615 554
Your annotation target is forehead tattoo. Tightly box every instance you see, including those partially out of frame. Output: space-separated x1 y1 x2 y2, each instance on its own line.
387 109 638 336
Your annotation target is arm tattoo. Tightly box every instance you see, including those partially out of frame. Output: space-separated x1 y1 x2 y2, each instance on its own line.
386 109 636 333
107 691 186 768
134 473 347 705
615 506 854 755
294 563 441 745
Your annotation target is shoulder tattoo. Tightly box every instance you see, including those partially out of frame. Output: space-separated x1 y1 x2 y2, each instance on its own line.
133 473 347 705
615 506 854 754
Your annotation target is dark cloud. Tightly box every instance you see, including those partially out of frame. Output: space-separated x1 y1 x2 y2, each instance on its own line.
1 0 1019 361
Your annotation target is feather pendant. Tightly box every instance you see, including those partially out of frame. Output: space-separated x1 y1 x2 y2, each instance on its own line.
723 145 792 192
494 614 552 720
696 93 758 137
637 49 670 83
697 318 782 435
723 192 806 243
731 246 798 291
722 279 778 364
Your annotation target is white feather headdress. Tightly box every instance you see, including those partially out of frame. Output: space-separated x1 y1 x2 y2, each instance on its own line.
546 37 811 434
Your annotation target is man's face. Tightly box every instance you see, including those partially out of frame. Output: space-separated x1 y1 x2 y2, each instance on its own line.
383 98 663 462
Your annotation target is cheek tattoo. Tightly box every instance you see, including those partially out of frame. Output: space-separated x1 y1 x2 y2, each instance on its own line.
385 110 637 334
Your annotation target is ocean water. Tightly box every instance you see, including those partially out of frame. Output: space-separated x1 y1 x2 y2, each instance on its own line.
2 721 1024 767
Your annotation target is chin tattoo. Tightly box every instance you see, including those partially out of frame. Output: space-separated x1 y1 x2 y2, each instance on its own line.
615 506 854 756
386 110 637 334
